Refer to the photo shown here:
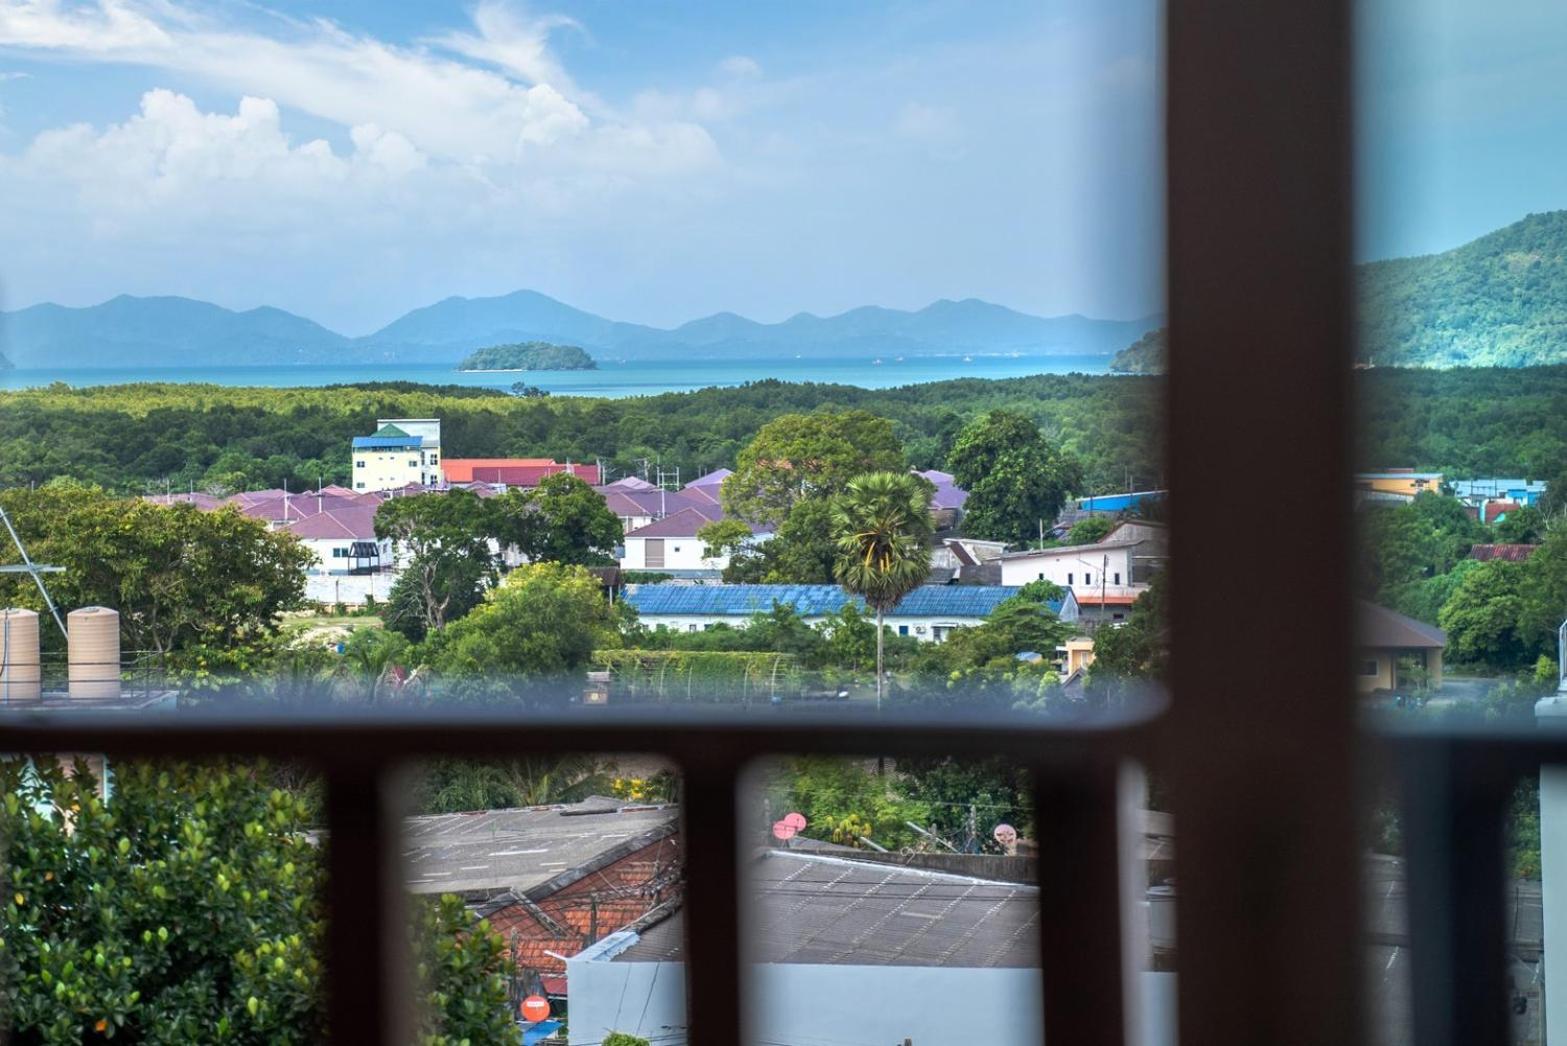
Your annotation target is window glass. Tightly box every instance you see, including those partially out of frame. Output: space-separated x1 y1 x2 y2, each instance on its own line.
0 0 1163 1042
1357 1 1567 1040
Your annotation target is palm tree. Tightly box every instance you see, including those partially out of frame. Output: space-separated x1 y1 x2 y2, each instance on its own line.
831 472 935 709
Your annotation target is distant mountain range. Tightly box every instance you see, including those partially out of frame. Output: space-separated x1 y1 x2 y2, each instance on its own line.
0 289 1163 369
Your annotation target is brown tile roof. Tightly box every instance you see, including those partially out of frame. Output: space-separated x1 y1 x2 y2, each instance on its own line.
1357 600 1445 650
1470 543 1540 562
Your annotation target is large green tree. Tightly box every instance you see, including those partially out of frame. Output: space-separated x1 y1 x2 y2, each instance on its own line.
831 472 935 709
0 759 515 1045
491 473 623 566
422 562 619 680
0 484 308 664
947 410 1083 545
1440 558 1531 667
721 411 905 526
374 490 498 638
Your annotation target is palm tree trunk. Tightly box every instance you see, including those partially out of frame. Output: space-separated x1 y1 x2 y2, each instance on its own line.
875 607 885 711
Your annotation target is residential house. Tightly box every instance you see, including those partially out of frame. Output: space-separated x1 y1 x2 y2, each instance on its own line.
278 504 391 576
624 583 1077 640
1356 600 1445 693
998 519 1168 612
620 507 767 576
917 468 969 528
404 798 681 997
352 419 443 492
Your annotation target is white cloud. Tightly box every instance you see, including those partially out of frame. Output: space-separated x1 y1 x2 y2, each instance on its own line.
718 55 761 79
894 102 962 149
0 0 710 168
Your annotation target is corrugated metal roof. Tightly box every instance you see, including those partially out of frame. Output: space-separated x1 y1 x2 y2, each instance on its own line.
615 851 1039 968
624 583 1044 618
352 434 422 450
1470 543 1540 562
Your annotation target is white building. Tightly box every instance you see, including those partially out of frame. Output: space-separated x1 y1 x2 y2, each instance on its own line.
619 507 769 576
623 583 1078 640
998 520 1167 602
278 504 393 576
352 418 442 492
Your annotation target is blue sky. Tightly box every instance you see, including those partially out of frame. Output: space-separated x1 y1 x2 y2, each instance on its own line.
0 2 1561 335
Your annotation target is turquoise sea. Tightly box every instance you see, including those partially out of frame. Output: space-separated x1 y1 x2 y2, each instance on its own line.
0 354 1113 397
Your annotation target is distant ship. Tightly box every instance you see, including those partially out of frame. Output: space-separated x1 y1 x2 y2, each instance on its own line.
962 354 974 363
872 358 883 365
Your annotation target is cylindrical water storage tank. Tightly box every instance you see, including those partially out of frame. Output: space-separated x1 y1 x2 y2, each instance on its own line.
68 606 120 700
0 608 41 703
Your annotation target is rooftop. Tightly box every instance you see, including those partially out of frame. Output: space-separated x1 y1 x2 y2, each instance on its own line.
624 583 1048 619
624 505 744 539
403 797 678 900
613 851 1039 968
1357 600 1446 650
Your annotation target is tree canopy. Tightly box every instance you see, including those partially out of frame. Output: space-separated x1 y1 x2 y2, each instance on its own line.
721 411 906 526
948 409 1083 545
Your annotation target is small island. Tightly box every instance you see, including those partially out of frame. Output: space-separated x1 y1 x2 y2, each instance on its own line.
458 341 597 372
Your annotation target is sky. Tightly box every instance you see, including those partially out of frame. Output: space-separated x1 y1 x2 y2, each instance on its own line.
0 3 1561 335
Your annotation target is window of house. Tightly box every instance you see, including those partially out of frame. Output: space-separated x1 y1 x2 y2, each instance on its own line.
1114 572 1121 585
1361 660 1380 677
898 625 909 636
1068 572 1074 585
1085 572 1093 585
355 460 366 468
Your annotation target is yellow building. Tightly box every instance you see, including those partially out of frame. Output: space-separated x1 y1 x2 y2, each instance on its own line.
1356 601 1444 693
351 419 442 492
1062 637 1096 676
1354 470 1444 499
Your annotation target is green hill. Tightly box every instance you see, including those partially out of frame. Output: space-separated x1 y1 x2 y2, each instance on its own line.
1359 211 1567 367
1110 327 1165 374
457 341 596 371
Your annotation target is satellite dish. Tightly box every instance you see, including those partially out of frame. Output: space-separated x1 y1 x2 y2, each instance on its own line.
520 995 550 1022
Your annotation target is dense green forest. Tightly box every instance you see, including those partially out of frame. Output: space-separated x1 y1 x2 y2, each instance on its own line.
5 363 1567 498
0 375 1162 496
457 341 596 371
1359 210 1567 367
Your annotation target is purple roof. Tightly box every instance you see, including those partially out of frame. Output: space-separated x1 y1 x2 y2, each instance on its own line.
928 483 969 511
600 488 717 520
686 468 732 488
625 505 756 539
917 469 956 485
281 505 381 540
601 476 660 492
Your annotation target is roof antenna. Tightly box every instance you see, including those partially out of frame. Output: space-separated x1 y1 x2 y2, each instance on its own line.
0 505 68 639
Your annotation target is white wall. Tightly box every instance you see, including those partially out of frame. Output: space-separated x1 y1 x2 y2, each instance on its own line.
353 449 437 492
622 536 730 573
298 537 395 576
1000 544 1139 597
567 956 1178 1046
636 612 990 641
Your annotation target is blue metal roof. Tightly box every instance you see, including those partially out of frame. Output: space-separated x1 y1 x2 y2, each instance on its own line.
1075 490 1166 512
625 584 1055 619
352 435 423 450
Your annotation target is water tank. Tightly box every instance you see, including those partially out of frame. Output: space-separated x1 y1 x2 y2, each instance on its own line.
0 608 41 703
68 606 120 700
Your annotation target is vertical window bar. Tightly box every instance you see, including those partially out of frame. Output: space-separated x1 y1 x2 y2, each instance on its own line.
324 761 411 1045
1033 761 1125 1046
680 762 744 1046
1165 1 1361 1044
1396 740 1513 1046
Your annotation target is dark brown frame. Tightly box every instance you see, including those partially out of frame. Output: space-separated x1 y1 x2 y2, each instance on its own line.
2 2 1534 1044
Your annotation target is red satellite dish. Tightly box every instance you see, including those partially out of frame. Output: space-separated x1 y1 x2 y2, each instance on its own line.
772 820 798 840
520 995 550 1022
782 811 807 831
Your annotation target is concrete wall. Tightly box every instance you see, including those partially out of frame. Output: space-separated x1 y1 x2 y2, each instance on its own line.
1356 651 1395 693
621 536 730 573
567 956 1177 1046
999 545 1140 598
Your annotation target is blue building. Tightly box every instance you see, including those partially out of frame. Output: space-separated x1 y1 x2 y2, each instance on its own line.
624 583 1078 641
